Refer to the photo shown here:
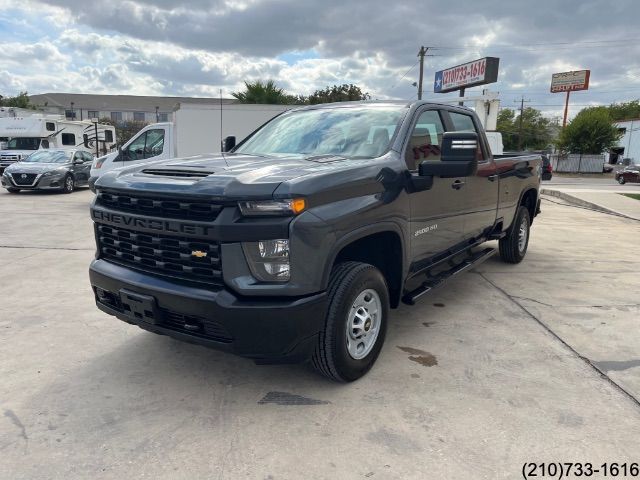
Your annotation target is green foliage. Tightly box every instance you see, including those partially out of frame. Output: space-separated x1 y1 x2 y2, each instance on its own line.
98 117 148 146
557 107 621 154
0 91 35 109
231 80 298 105
496 107 555 151
607 100 640 122
306 84 370 104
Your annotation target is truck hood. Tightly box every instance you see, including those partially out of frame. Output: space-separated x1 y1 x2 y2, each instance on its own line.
96 152 361 199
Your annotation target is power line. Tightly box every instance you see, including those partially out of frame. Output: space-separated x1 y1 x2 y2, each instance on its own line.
387 60 419 92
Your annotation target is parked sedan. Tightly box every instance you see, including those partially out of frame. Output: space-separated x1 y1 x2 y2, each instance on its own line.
1 149 93 193
615 165 640 185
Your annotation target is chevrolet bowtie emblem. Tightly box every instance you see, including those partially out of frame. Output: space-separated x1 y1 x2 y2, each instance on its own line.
191 250 207 258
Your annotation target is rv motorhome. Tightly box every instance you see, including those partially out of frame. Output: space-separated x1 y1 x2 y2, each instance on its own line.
0 115 116 173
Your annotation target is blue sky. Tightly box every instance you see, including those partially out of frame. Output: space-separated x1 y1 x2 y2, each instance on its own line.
1 0 640 120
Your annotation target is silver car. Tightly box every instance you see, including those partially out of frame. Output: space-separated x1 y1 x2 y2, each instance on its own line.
1 149 93 193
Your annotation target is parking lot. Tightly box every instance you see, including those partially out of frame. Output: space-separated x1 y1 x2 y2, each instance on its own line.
1 187 639 479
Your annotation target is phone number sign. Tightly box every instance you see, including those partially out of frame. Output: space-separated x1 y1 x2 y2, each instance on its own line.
434 57 500 93
550 70 590 93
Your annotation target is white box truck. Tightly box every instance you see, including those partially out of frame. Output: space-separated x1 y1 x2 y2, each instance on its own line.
0 115 116 173
89 102 292 188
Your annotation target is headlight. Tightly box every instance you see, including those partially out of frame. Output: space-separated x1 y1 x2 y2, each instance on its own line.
242 239 290 282
238 198 306 217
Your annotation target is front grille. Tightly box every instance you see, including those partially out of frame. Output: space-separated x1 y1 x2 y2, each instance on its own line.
96 190 223 221
142 168 214 178
11 173 38 185
161 309 233 342
97 224 223 286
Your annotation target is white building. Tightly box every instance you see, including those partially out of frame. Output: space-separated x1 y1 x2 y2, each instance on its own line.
613 119 640 164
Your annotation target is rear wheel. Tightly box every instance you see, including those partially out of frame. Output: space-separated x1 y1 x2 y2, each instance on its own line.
62 175 75 194
311 262 389 382
618 176 626 185
6 188 20 193
499 206 530 264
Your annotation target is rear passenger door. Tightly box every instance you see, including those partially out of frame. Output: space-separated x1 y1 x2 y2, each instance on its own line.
443 110 499 240
406 108 466 263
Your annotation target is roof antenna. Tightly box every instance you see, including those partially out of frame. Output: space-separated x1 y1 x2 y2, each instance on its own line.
220 88 228 167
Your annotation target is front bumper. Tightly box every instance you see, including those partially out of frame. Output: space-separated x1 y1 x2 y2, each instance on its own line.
89 259 327 364
1 173 66 190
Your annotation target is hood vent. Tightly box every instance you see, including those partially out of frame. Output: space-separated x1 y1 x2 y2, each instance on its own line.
141 168 214 178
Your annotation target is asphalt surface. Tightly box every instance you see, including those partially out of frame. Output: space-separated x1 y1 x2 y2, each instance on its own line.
1 187 639 479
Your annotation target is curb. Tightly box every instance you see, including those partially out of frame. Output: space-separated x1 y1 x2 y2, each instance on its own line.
540 188 640 221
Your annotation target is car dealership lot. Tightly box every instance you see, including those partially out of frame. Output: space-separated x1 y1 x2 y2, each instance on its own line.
1 189 639 479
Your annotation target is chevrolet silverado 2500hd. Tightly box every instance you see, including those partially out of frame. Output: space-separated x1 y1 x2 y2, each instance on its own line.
89 101 541 382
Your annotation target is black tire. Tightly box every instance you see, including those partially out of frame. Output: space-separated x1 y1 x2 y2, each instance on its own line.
6 188 20 193
618 177 625 185
62 175 75 194
311 262 389 382
499 206 531 264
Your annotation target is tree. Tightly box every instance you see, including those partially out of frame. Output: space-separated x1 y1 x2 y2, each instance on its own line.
0 91 35 109
557 107 622 154
496 107 554 151
98 117 148 147
231 80 297 104
607 100 640 122
306 84 370 104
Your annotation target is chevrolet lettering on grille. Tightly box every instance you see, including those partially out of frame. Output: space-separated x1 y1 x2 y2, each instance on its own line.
92 210 212 236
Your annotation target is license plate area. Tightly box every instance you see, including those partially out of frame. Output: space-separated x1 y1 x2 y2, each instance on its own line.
119 289 158 324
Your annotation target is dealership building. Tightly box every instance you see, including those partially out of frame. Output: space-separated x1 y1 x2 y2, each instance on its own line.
611 119 640 164
28 93 235 123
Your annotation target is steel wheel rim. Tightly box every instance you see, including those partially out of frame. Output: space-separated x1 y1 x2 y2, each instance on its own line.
518 216 528 252
345 288 381 360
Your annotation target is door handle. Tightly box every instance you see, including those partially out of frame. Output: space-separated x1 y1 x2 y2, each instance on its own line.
488 174 499 182
452 180 465 190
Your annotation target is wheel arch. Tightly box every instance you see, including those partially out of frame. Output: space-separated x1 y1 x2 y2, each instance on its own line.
324 222 406 308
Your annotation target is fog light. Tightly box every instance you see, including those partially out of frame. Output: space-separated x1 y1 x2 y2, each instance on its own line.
243 239 290 282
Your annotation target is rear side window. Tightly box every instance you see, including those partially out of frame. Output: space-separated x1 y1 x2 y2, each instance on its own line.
61 133 76 146
405 110 444 170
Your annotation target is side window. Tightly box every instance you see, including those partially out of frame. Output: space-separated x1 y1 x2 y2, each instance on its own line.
46 122 55 131
405 109 444 170
61 133 76 146
104 130 114 143
73 152 82 162
81 152 92 162
448 111 486 161
41 139 50 149
124 129 165 161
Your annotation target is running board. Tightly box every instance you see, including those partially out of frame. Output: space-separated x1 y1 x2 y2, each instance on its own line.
402 247 496 306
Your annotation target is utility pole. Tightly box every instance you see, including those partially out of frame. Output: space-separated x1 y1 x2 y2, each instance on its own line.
417 46 427 100
516 96 531 151
562 91 571 128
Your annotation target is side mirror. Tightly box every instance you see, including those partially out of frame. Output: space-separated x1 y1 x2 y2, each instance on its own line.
222 136 236 152
419 132 479 178
73 158 83 165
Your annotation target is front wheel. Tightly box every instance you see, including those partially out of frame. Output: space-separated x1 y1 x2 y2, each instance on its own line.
499 206 531 264
618 177 626 185
62 175 75 194
311 262 389 382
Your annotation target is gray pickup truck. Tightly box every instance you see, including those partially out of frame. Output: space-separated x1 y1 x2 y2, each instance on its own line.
89 101 541 381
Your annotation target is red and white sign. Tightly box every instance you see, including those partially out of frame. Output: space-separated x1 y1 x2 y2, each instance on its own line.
434 57 499 93
550 70 590 93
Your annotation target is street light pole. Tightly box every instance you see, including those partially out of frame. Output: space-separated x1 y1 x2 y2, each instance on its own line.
92 118 99 157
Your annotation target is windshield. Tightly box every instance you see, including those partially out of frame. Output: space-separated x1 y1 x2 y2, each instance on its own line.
7 137 41 150
235 106 408 159
23 150 72 164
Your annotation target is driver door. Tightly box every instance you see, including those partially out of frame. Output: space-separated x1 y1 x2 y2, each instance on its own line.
407 108 466 263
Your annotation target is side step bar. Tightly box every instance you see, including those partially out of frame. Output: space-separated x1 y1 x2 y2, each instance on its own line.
402 247 496 306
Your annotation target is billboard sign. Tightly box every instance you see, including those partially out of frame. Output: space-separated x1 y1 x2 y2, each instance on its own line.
550 70 590 93
434 57 500 93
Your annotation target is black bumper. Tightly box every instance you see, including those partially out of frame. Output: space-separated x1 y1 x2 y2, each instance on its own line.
89 259 327 364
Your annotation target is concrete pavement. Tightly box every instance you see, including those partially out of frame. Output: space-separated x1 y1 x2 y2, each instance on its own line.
1 188 640 479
